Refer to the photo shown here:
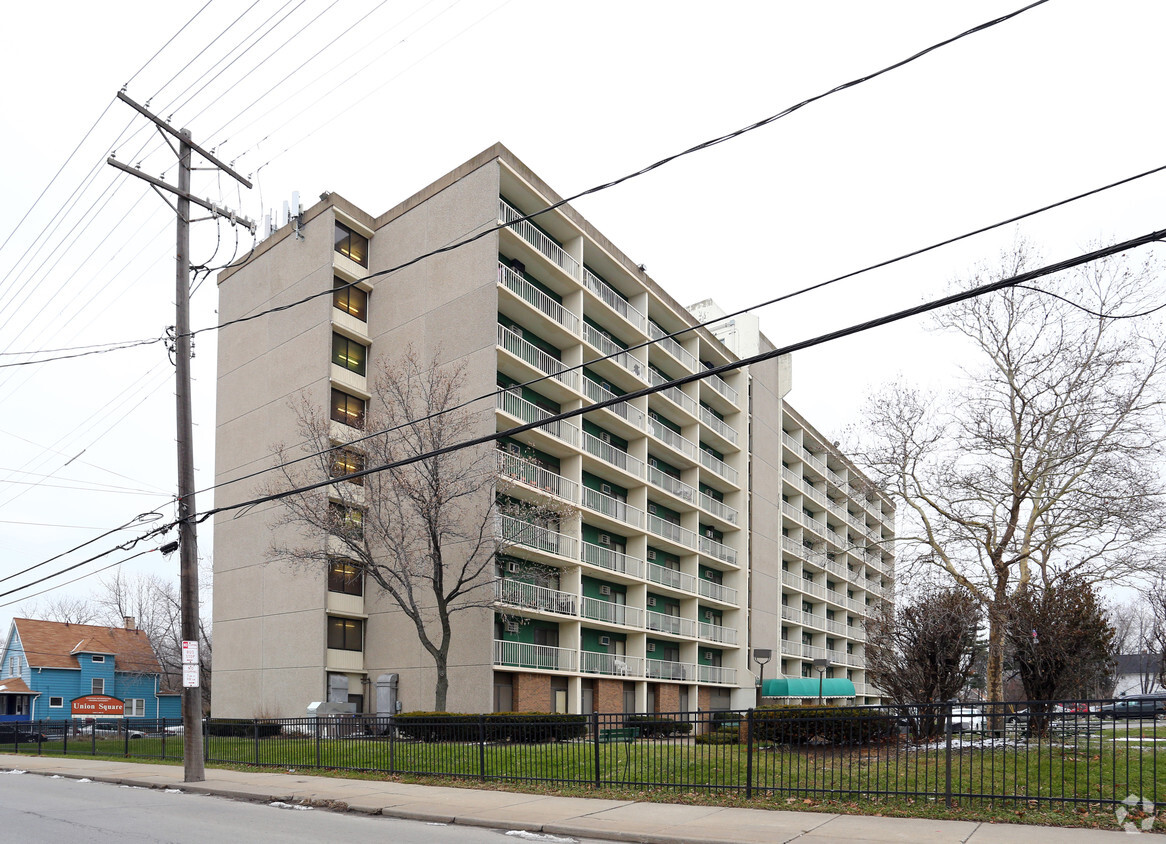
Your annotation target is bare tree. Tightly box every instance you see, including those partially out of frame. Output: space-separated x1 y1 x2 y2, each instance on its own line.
851 243 1166 704
31 596 101 625
269 347 572 711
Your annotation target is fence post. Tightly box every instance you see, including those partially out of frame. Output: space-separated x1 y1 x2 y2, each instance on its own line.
478 714 487 782
592 711 601 788
944 702 953 808
125 722 130 757
745 708 754 800
37 720 43 754
389 716 396 775
315 718 321 768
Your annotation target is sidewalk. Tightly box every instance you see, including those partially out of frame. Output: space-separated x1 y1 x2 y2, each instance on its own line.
0 754 1137 843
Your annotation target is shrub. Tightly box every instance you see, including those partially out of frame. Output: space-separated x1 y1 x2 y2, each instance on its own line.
750 705 897 747
623 715 693 738
393 712 587 743
695 727 739 745
206 719 282 738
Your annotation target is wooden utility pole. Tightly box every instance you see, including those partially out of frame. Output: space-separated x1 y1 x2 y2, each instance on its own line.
108 91 254 783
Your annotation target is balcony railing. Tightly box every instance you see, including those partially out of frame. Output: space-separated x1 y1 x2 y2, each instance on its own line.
698 578 737 604
699 492 737 525
580 650 643 678
497 263 579 334
497 325 580 392
580 596 643 628
497 451 578 503
699 406 738 446
699 535 737 565
494 578 577 617
698 622 737 644
647 321 698 373
645 658 694 681
498 199 580 281
646 611 696 638
782 570 826 600
493 640 576 672
581 541 643 579
704 371 738 405
581 433 645 480
498 514 576 559
697 664 736 685
698 448 737 484
581 378 645 428
582 268 646 333
581 487 644 529
647 513 698 550
648 368 699 419
496 391 579 447
647 564 698 594
582 324 647 383
648 418 698 461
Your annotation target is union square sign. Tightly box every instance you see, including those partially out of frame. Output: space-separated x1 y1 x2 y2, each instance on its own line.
70 695 124 718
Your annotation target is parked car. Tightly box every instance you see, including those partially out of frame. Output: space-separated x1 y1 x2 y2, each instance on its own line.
1053 703 1091 715
1097 697 1165 720
76 722 145 739
950 707 986 732
0 723 47 743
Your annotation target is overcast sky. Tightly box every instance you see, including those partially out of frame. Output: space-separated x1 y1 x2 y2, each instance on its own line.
0 0 1162 631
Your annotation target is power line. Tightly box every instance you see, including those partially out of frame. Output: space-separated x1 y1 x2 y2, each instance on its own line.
0 337 164 369
0 548 158 611
123 0 218 90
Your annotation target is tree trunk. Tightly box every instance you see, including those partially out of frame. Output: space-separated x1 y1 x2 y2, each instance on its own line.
433 655 449 712
985 573 1009 732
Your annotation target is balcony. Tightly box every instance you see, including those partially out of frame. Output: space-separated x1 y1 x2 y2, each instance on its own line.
698 578 738 605
645 658 694 681
498 514 577 560
646 611 696 638
580 596 643 628
697 665 736 685
699 535 737 565
582 378 645 429
647 513 698 551
699 406 738 446
494 578 577 617
648 417 698 461
497 324 580 393
498 199 580 281
698 622 737 645
582 323 647 382
583 268 646 333
497 451 579 504
581 432 645 480
581 487 645 529
698 448 737 484
647 564 698 595
698 492 737 525
703 371 738 406
494 640 577 672
647 321 698 373
496 391 579 448
497 262 579 335
581 541 644 579
782 571 826 600
645 468 738 525
580 650 644 678
648 368 699 420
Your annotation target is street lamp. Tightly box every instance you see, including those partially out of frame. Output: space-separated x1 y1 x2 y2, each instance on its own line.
754 649 772 706
812 658 830 706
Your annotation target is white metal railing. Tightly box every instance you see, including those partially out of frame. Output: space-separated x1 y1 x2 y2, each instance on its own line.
848 597 867 614
699 535 737 565
496 391 579 447
647 465 692 501
801 481 826 507
781 536 806 559
704 371 738 405
826 466 847 488
698 622 737 644
497 451 578 502
783 570 826 600
697 665 737 685
497 263 579 334
827 648 847 665
645 658 694 681
581 487 645 529
581 596 642 628
646 611 696 638
497 514 577 559
783 501 805 524
698 448 737 484
825 588 849 609
648 368 699 419
781 605 799 622
781 432 800 452
647 564 698 594
493 640 577 671
497 325 580 392
699 406 738 445
498 199 580 281
779 639 800 657
698 578 738 604
582 268 646 333
648 417 698 461
800 642 826 660
581 432 646 479
580 650 644 678
581 378 645 428
494 578 577 617
647 513 698 550
581 541 643 578
582 323 647 381
647 321 698 372
802 449 827 476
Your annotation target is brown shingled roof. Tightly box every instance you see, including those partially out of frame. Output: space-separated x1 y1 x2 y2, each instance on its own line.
0 676 34 695
13 618 161 675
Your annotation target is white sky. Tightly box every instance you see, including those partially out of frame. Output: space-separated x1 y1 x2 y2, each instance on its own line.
0 0 1163 632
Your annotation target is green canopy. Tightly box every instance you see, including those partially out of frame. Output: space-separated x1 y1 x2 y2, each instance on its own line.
761 678 856 698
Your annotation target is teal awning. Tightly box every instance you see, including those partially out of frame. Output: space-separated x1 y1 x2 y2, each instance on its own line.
761 678 856 698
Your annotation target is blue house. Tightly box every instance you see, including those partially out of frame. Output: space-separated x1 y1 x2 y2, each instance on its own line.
0 617 181 723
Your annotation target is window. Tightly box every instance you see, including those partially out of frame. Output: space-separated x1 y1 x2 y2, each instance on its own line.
328 559 364 596
328 617 364 651
333 277 367 321
126 699 145 717
330 447 365 485
332 332 367 376
8 656 20 675
328 502 364 540
91 655 105 663
330 388 365 428
92 678 104 695
49 696 63 708
334 221 368 267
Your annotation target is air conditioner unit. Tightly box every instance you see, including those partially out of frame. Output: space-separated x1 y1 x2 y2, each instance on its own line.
601 382 612 393
704 570 716 579
646 597 657 607
601 483 612 495
704 529 716 539
648 503 657 515
599 432 612 444
647 549 657 561
599 584 612 596
506 621 519 633
506 442 521 455
646 642 656 652
507 561 520 574
598 534 611 546
648 458 658 468
704 652 714 661
704 610 714 620
599 636 611 646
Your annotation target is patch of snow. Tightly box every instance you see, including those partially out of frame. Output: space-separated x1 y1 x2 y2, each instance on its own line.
505 832 577 843
77 778 92 783
3 770 26 775
164 788 183 794
269 801 312 811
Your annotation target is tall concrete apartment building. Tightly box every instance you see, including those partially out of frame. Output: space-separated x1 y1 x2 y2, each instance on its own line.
212 144 894 717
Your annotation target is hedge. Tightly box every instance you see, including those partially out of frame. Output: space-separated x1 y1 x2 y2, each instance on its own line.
394 712 588 743
206 719 283 738
751 705 897 746
622 715 693 738
695 726 739 745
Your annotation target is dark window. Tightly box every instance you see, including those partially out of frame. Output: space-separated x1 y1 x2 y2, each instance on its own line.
92 678 104 695
328 502 364 540
330 388 365 428
333 277 368 321
49 696 63 708
91 655 105 663
327 617 364 651
328 559 364 596
334 222 368 267
332 333 367 376
330 447 365 484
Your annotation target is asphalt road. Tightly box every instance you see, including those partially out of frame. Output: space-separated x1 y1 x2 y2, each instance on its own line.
0 771 592 844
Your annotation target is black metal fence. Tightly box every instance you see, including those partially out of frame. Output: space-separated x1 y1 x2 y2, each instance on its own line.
3 699 1161 810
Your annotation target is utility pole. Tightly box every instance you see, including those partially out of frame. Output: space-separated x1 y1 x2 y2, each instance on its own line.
108 91 255 783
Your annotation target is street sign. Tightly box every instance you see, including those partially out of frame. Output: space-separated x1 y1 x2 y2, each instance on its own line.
183 664 200 687
182 640 199 665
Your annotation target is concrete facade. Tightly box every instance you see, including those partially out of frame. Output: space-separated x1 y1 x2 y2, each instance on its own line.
211 144 893 717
